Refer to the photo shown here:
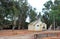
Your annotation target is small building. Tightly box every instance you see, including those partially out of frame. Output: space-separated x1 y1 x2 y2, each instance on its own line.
28 19 47 31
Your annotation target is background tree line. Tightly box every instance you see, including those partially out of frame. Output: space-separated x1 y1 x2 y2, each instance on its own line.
0 0 37 30
1 0 60 30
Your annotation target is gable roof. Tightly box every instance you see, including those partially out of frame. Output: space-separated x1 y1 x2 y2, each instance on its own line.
28 19 42 26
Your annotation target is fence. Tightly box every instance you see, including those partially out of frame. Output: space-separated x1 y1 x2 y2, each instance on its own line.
34 31 60 39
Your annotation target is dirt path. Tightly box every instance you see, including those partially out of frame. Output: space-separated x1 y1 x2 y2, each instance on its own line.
0 30 60 39
0 34 34 39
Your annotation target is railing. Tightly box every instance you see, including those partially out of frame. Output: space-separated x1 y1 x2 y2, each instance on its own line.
34 31 60 39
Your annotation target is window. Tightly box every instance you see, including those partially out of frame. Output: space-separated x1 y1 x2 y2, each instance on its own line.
43 26 45 29
37 25 39 27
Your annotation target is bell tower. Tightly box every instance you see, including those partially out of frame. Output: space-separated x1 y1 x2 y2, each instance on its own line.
37 13 41 21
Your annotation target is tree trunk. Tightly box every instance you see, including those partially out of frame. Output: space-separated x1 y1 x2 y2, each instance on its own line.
12 26 16 30
22 26 24 30
53 15 55 30
18 26 21 30
0 26 3 30
18 15 21 30
12 16 16 30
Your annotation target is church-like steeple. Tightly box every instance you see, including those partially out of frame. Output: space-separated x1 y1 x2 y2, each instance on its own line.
37 12 41 21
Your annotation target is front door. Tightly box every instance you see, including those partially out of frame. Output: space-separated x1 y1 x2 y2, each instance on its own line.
35 25 40 31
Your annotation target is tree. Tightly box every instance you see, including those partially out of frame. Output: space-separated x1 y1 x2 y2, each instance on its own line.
28 8 37 22
17 0 29 29
11 0 20 30
0 0 12 29
0 0 19 30
42 0 60 29
17 0 37 29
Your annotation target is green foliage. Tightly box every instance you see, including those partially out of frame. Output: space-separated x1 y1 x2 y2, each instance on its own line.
29 8 37 22
42 0 60 28
0 0 37 30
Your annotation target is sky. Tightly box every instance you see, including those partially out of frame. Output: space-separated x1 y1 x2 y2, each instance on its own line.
28 0 49 14
28 0 54 15
26 0 54 22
